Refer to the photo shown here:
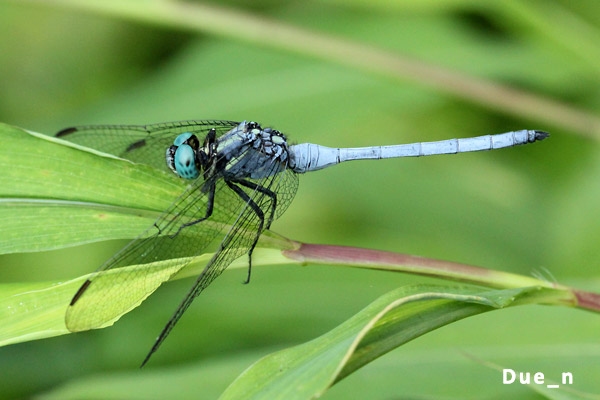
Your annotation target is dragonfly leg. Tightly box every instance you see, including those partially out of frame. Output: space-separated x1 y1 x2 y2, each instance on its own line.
168 180 216 238
225 179 267 284
232 179 278 229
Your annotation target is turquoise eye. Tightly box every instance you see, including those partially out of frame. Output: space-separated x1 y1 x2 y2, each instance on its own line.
173 132 193 146
174 144 199 179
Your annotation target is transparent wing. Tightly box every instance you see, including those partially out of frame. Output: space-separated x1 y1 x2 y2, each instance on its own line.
140 161 299 365
56 120 239 171
65 175 224 331
65 136 299 355
60 120 239 331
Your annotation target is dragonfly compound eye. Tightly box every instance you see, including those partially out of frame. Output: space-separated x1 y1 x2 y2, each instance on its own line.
173 132 194 147
174 144 199 179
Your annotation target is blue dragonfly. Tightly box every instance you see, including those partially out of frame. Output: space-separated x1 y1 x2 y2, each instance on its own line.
56 120 548 365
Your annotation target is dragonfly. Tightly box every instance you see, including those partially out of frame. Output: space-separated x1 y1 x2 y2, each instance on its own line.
56 120 548 365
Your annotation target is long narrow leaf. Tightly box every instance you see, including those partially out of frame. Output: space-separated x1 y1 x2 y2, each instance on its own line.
221 284 572 399
0 123 182 253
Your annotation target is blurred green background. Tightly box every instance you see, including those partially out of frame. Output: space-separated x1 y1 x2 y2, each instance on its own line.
1 0 599 399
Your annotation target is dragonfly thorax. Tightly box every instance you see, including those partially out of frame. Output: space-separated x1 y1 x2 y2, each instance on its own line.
215 121 291 180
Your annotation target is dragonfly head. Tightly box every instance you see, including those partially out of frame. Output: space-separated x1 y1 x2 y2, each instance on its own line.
166 132 201 180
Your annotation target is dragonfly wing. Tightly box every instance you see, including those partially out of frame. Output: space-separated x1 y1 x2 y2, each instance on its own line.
140 167 299 364
61 119 301 364
56 120 239 171
65 176 226 331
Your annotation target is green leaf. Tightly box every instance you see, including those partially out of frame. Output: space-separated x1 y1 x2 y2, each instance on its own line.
0 248 291 346
0 119 180 342
31 284 589 400
0 123 297 344
220 284 568 399
0 123 184 253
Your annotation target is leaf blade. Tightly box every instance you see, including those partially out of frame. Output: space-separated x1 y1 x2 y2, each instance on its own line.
0 123 184 253
220 285 570 399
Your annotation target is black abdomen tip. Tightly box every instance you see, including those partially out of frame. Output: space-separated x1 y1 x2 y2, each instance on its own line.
534 130 550 141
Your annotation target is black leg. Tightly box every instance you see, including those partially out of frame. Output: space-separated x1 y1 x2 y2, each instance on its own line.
169 180 216 238
232 178 278 229
225 179 266 284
